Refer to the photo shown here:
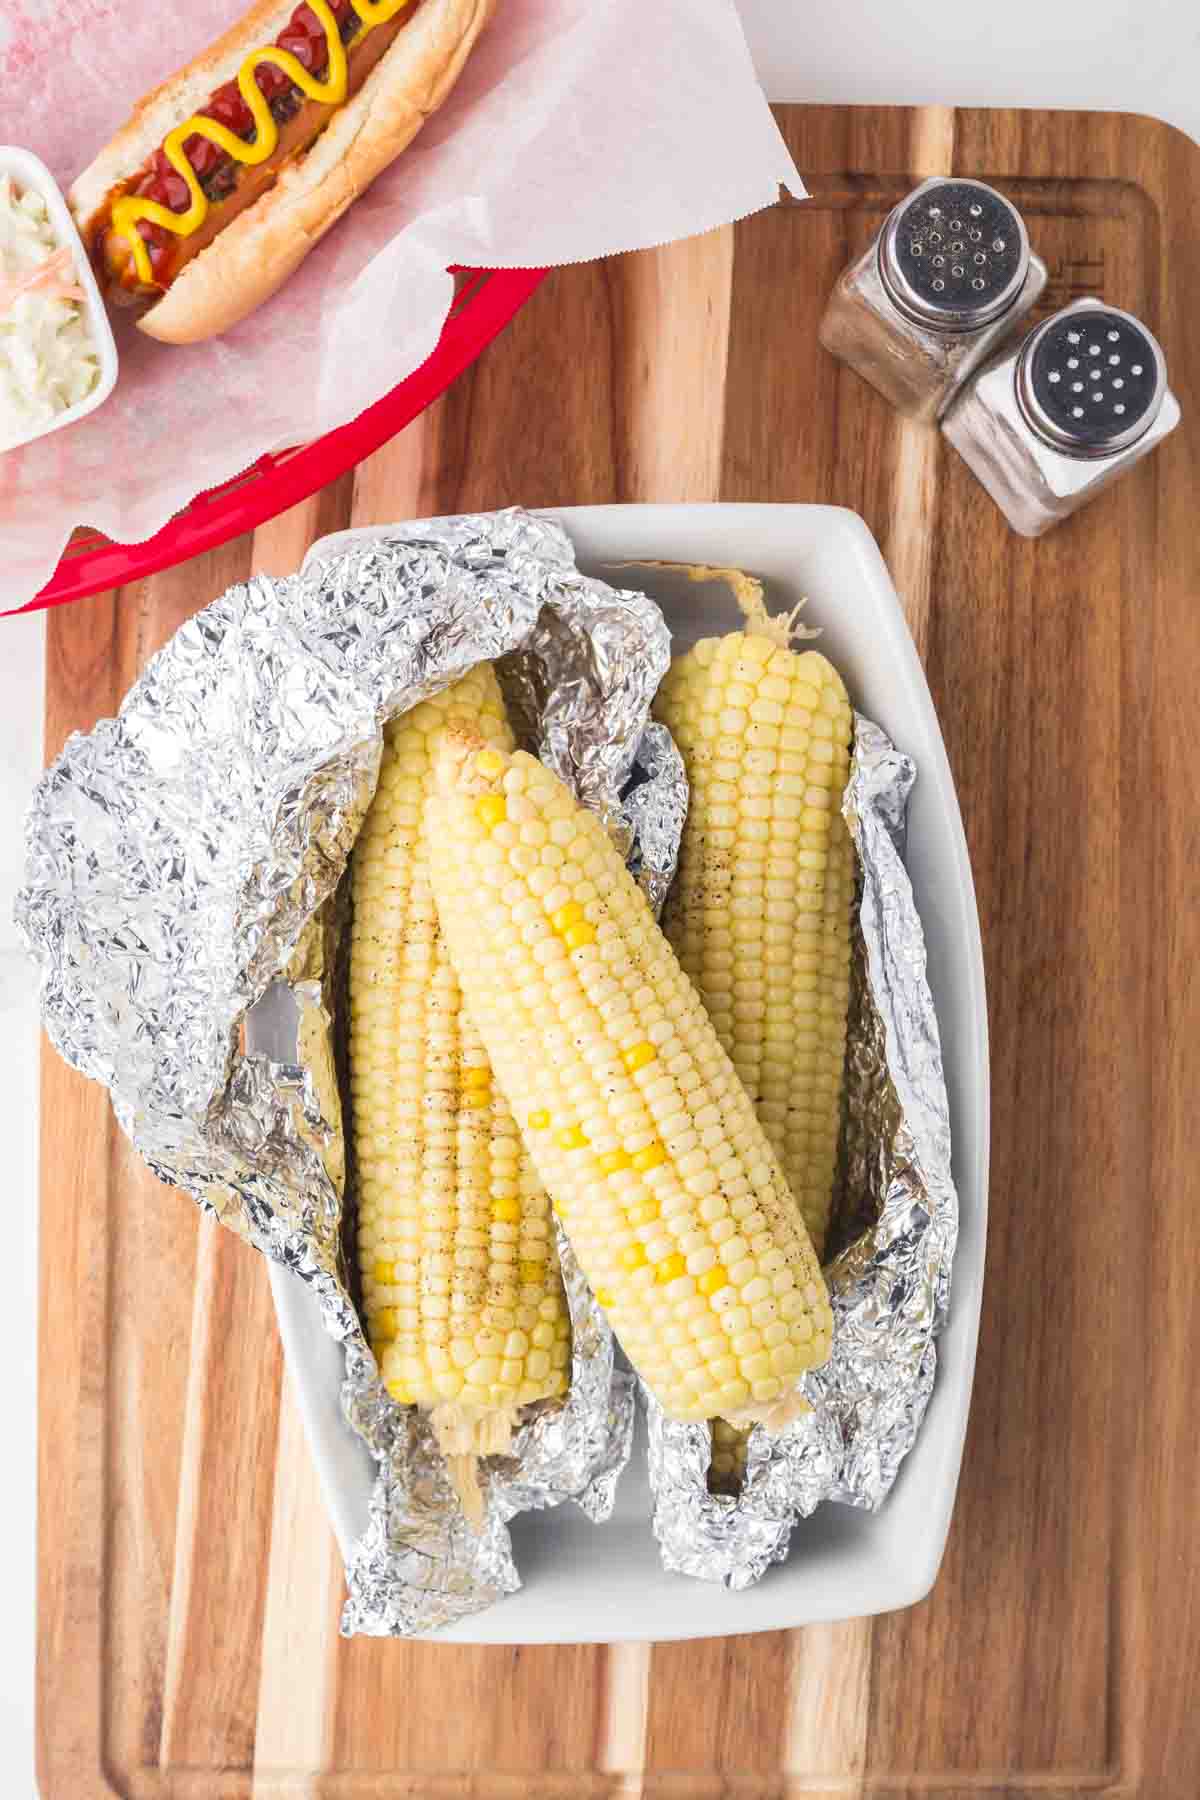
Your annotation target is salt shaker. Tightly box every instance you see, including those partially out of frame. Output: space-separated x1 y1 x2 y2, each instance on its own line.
942 299 1181 537
819 178 1047 422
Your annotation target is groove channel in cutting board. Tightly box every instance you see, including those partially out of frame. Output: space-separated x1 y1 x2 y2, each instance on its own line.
38 106 1200 1797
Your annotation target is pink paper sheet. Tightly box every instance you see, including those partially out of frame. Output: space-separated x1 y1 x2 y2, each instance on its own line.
0 0 802 610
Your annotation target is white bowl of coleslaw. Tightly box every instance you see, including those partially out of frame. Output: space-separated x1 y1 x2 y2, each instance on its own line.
0 146 117 455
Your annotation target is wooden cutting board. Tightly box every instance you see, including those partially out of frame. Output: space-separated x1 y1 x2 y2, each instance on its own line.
38 106 1200 1798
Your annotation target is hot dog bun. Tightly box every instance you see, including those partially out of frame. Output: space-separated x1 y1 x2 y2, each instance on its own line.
70 0 494 345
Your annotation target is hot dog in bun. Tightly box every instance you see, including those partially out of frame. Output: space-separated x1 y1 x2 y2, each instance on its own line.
70 0 494 344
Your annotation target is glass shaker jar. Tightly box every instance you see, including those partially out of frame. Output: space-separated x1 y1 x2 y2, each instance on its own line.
819 177 1047 422
942 299 1181 537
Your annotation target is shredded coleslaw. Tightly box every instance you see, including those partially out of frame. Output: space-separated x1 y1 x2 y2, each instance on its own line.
1 176 99 450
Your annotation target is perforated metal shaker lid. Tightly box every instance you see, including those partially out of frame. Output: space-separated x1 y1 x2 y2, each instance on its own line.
1015 300 1168 457
878 178 1030 332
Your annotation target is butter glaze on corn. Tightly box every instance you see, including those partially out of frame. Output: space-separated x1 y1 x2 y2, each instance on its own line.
349 671 570 1497
653 607 854 1261
428 734 833 1428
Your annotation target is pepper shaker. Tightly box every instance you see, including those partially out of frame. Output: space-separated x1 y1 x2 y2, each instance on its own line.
819 178 1047 422
941 299 1181 537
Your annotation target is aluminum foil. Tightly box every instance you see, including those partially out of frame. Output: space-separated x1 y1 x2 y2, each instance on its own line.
16 507 676 1637
647 713 959 1587
339 1223 635 1635
618 720 687 915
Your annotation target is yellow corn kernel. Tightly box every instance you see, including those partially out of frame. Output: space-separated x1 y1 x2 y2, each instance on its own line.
475 793 507 830
386 1380 415 1406
373 1260 395 1285
460 1088 490 1110
373 1306 398 1338
632 1141 666 1172
519 1260 546 1284
597 1148 632 1175
491 1196 521 1224
462 1066 490 1089
475 749 505 778
564 921 597 950
595 1288 615 1308
551 901 585 932
698 1265 731 1297
556 1125 589 1150
622 1041 657 1072
620 1243 647 1271
528 1109 550 1130
656 1252 687 1284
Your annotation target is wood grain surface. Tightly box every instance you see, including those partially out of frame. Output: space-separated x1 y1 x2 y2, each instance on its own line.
37 107 1200 1798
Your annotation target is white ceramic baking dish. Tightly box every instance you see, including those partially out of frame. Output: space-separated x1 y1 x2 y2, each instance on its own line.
254 503 989 1643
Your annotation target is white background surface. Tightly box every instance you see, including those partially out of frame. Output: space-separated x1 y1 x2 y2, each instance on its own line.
6 3 1199 1789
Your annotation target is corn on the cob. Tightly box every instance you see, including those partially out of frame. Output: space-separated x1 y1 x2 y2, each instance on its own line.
708 1417 750 1494
350 670 571 1499
427 734 833 1428
653 605 855 1261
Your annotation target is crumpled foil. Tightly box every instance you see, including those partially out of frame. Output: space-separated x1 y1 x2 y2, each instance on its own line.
647 714 959 1588
16 507 681 1636
338 1222 636 1636
618 720 687 915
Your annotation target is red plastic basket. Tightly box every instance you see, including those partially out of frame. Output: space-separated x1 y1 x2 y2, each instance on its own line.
23 266 547 616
